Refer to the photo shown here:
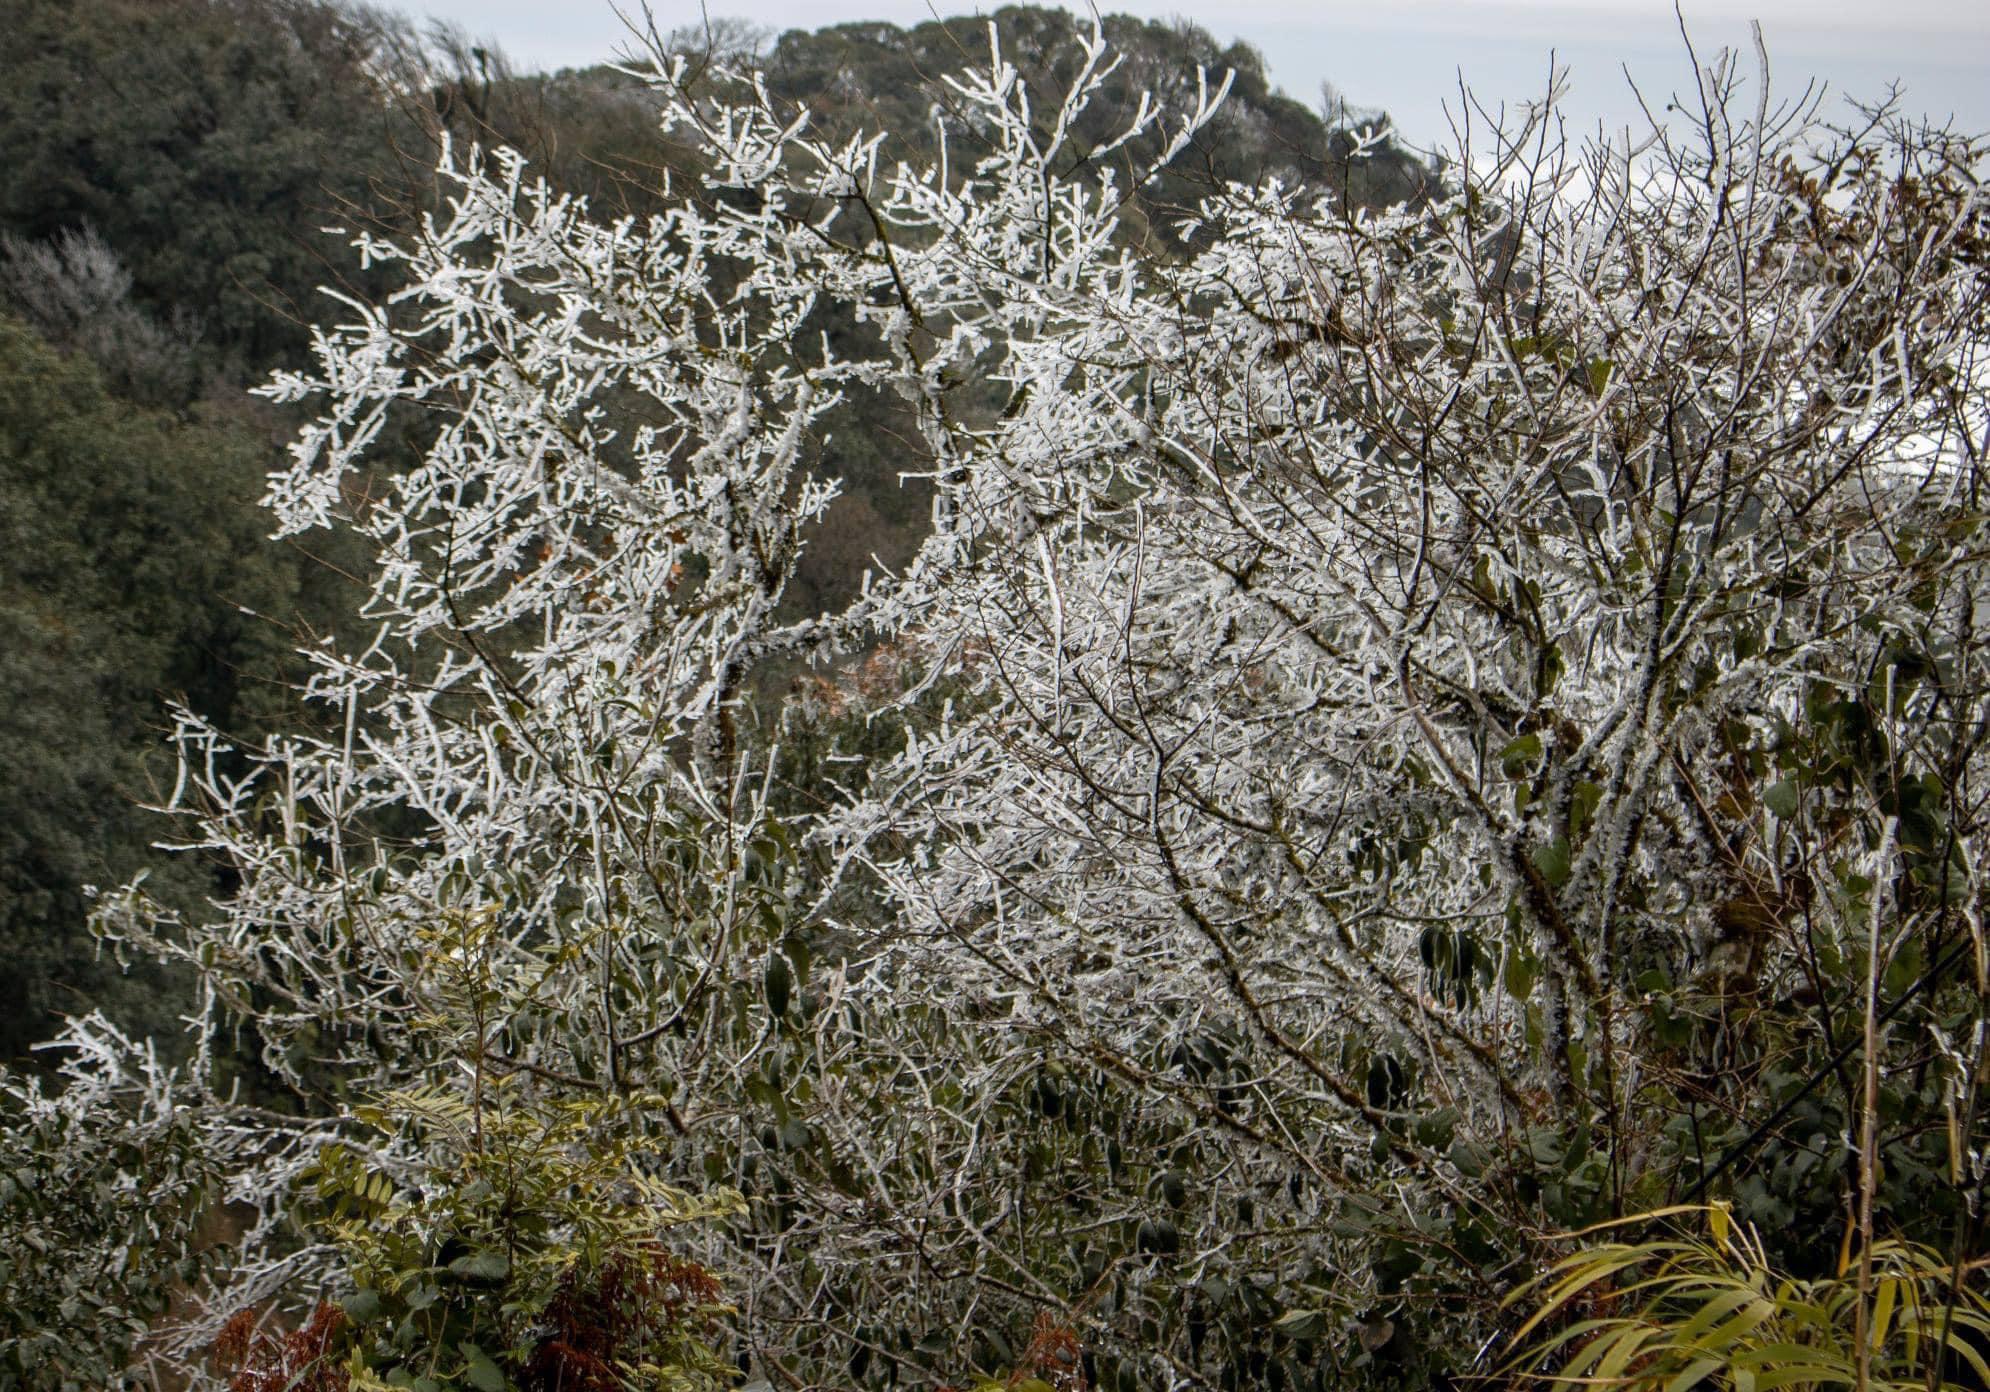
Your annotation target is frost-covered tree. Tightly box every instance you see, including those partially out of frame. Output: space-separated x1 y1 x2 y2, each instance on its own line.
846 37 1990 1374
88 20 1989 1392
0 226 201 403
91 23 1231 1381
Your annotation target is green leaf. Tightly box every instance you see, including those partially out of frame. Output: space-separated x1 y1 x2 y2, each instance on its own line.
1764 780 1798 819
462 1344 506 1392
1505 945 1539 1001
1274 1308 1328 1341
447 1250 510 1282
1662 1356 1724 1392
1570 781 1603 840
1532 837 1571 888
763 953 793 1018
1500 733 1543 777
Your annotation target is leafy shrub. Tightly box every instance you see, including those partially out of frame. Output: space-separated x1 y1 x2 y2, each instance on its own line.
1503 1205 1990 1392
0 1017 221 1391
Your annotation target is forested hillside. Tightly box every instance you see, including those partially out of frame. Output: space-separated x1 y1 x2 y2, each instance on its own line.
2 6 1985 1392
0 0 1425 1061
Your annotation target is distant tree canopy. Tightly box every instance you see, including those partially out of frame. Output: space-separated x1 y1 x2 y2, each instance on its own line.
0 315 312 1046
759 7 1432 224
0 0 1427 386
0 0 431 378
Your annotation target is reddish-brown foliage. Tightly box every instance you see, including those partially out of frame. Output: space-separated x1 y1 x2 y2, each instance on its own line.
518 1247 726 1392
216 1302 350 1392
933 1312 1090 1392
1014 1312 1087 1392
212 1248 724 1392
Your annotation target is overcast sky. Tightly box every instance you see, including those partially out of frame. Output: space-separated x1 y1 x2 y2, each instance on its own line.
410 0 1990 151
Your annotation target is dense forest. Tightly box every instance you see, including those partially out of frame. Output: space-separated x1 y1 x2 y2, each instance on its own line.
1 2 1986 1391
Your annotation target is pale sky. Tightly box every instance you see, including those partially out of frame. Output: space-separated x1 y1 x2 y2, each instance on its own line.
414 0 1990 150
